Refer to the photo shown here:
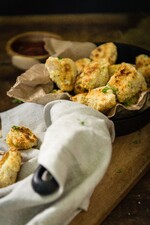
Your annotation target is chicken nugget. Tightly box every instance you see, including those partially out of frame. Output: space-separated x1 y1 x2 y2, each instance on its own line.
45 56 78 91
108 63 147 104
0 148 22 188
108 64 121 77
6 126 38 150
136 54 150 86
90 42 117 64
86 86 116 113
75 58 91 74
71 92 88 105
74 72 88 94
75 61 109 92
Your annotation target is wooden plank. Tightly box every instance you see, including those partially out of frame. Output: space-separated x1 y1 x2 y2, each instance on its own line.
69 123 150 225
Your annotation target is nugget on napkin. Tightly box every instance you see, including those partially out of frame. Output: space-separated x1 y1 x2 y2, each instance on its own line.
0 100 114 225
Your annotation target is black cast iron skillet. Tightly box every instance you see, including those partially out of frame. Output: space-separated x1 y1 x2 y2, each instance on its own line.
32 42 150 195
108 42 150 136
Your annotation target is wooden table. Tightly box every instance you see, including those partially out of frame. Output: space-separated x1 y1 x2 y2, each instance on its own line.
0 13 150 225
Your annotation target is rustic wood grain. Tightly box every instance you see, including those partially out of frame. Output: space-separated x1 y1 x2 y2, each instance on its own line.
69 124 150 225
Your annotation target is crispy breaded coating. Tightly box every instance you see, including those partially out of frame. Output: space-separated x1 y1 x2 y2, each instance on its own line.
90 42 117 64
108 64 121 77
136 54 150 67
6 126 38 150
136 54 150 86
45 56 78 91
74 61 109 92
86 86 116 113
108 63 147 103
71 92 88 105
75 58 91 74
0 148 22 188
74 72 88 94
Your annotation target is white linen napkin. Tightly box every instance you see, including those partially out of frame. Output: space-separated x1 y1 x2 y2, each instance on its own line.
0 100 115 225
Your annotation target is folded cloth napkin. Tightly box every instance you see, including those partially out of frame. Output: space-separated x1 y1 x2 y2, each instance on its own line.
0 100 115 225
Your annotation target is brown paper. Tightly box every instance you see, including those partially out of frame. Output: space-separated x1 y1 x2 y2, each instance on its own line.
44 38 97 61
7 39 150 119
7 64 55 102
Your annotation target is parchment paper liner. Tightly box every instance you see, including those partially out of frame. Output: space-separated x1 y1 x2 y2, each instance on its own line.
7 38 150 119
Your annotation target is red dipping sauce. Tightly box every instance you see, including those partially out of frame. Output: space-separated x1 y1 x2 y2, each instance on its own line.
12 40 48 56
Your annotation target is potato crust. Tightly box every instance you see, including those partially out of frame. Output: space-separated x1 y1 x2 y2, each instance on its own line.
108 64 121 77
72 86 116 113
90 42 117 65
108 63 147 103
45 56 78 91
75 58 91 74
6 126 38 150
86 87 116 113
74 61 109 92
136 54 150 87
0 148 22 188
71 92 88 105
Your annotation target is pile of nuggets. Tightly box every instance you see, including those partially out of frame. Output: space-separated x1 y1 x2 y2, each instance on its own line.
1 43 149 188
45 42 150 114
0 126 38 188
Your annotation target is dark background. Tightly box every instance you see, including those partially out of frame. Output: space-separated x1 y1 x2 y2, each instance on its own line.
0 0 150 15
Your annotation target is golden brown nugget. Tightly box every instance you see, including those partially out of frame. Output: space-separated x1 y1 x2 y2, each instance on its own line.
75 58 91 74
108 64 121 77
90 42 117 64
86 86 116 113
0 148 22 188
71 92 88 105
6 126 38 150
108 63 147 103
45 56 78 91
136 54 150 86
75 61 109 92
74 72 88 94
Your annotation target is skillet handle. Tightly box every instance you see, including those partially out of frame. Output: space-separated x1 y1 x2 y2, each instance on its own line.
32 165 59 195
